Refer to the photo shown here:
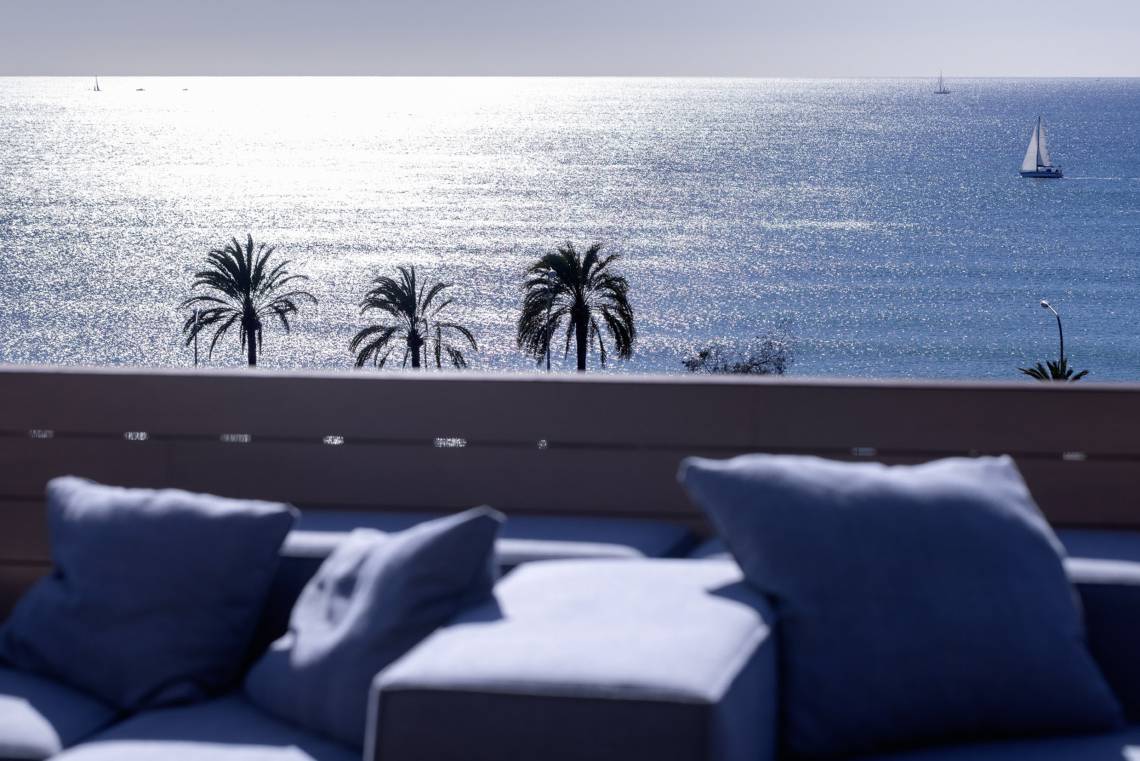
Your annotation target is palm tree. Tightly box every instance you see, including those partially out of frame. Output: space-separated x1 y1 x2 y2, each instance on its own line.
180 234 317 367
517 242 635 372
1019 357 1089 382
350 266 477 370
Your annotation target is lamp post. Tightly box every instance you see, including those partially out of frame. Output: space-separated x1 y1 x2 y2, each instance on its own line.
544 304 552 372
192 309 200 368
1040 299 1064 363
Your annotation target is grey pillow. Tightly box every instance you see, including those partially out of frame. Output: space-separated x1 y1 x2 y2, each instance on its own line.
0 477 296 711
244 507 504 748
679 454 1123 758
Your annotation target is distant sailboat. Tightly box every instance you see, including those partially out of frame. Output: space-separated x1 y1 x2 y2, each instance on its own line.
1020 116 1063 178
93 76 101 92
935 71 950 95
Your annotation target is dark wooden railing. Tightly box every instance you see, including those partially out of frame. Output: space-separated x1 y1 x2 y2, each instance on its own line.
2 365 1139 612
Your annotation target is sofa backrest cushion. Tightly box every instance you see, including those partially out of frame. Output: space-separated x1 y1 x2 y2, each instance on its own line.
1067 557 1140 722
0 477 296 712
244 507 502 749
247 513 696 660
679 454 1124 758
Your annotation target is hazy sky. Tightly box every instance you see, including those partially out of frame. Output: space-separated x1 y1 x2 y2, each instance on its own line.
2 0 1138 76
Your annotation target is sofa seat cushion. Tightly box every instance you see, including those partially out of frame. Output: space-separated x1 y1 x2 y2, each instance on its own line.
0 667 117 761
50 695 356 761
372 558 776 761
859 725 1140 760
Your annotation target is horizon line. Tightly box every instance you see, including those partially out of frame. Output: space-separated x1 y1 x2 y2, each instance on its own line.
4 73 1140 79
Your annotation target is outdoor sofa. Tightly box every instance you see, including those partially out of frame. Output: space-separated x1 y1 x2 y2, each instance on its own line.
1 368 1139 761
2 496 1140 761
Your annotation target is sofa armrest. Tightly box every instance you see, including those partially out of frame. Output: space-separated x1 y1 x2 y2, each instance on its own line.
1068 557 1140 721
366 559 777 761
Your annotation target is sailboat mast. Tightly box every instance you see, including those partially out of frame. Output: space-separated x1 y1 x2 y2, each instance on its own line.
1036 116 1043 168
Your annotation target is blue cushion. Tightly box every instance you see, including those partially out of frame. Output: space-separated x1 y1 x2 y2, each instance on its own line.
50 694 356 761
0 666 117 760
372 558 777 761
244 507 503 749
0 478 296 712
249 513 693 665
679 454 1123 758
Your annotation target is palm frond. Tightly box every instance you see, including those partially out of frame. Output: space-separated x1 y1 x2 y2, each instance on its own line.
1019 357 1090 382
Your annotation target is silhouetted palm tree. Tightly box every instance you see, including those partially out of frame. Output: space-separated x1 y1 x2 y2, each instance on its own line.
517 242 635 372
1019 357 1089 382
180 234 317 367
350 266 477 370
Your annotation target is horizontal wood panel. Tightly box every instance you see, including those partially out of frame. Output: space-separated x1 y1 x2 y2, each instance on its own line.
0 439 174 498
1 366 1139 547
1 367 1139 455
0 438 707 516
0 500 48 562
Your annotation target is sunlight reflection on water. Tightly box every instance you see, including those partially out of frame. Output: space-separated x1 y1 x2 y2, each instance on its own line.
1 76 1138 378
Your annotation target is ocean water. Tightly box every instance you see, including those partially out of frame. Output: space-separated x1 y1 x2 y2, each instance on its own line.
0 76 1138 379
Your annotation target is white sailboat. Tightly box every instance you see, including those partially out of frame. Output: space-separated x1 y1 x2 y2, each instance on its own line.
93 76 101 92
935 71 950 95
1020 116 1062 178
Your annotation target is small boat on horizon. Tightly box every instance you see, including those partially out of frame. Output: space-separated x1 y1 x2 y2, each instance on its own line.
934 71 950 95
1020 116 1063 178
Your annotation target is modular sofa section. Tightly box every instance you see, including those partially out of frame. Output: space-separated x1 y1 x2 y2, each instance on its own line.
0 667 117 761
369 559 776 761
49 694 356 761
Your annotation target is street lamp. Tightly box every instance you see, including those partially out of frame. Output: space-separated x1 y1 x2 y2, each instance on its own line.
1040 299 1064 363
544 304 552 372
192 309 200 367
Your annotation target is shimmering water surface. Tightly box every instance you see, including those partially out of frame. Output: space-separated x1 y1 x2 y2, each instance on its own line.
1 77 1138 378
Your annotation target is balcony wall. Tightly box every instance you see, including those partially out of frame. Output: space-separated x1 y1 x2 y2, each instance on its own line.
1 365 1139 612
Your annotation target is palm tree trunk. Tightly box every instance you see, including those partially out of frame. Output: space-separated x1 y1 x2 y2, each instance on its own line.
246 330 257 367
576 319 588 372
411 343 421 369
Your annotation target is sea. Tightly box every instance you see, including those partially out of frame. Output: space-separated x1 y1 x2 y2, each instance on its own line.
1 77 1138 380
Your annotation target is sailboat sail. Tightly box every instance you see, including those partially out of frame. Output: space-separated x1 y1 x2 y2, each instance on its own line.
1020 116 1062 177
1036 119 1052 167
1021 121 1040 172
